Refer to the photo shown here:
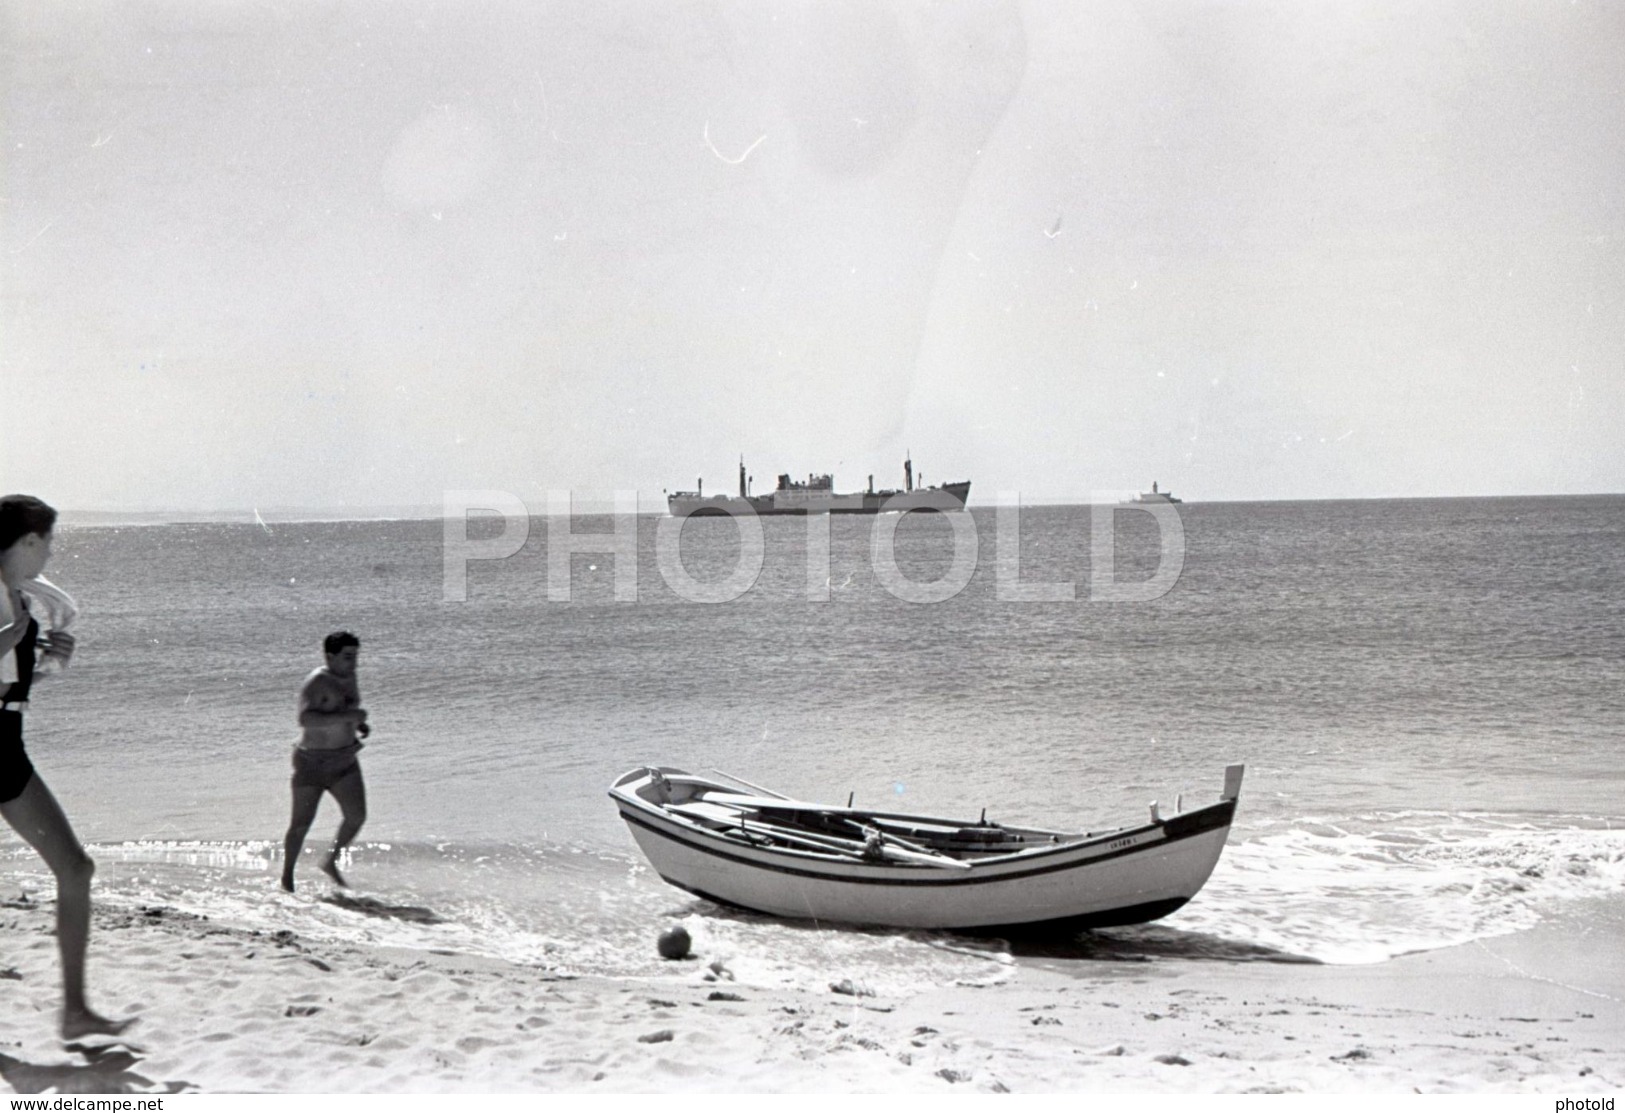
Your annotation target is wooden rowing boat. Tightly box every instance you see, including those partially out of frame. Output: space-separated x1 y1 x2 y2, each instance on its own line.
608 764 1244 932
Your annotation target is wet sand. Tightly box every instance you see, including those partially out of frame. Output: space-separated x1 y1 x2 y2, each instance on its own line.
1 891 1621 1093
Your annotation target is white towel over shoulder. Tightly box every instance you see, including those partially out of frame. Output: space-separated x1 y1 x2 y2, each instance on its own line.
20 576 78 632
1 576 78 685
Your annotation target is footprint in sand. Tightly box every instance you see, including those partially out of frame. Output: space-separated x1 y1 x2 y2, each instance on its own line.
322 894 444 924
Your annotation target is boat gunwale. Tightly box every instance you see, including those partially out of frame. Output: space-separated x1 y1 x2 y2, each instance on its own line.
611 769 1071 838
609 786 1237 887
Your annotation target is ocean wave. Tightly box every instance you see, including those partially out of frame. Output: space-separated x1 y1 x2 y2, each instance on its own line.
5 837 1014 994
12 815 1617 976
1171 812 1625 963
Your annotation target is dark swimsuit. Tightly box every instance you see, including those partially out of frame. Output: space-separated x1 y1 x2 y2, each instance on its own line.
1 612 39 804
291 741 363 791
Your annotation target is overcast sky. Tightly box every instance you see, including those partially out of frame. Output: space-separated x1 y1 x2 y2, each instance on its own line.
3 0 1622 511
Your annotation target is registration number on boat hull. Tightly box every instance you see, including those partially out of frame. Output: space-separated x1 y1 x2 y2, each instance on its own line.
1103 831 1158 854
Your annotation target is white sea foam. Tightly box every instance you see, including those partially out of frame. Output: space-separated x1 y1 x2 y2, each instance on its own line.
1170 812 1625 963
10 809 1619 978
21 839 1012 993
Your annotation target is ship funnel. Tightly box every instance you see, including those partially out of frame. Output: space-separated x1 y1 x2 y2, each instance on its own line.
904 454 913 493
739 458 747 498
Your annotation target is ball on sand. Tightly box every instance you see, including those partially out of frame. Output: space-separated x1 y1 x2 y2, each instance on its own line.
657 926 692 960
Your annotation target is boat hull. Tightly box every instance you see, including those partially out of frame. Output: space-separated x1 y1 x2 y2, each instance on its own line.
669 482 971 517
609 767 1241 932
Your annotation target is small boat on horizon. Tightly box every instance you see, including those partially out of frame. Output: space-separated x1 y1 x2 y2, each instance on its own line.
1133 480 1182 504
609 764 1244 932
667 455 970 516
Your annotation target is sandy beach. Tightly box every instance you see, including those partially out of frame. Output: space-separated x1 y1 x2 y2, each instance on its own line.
2 888 1621 1095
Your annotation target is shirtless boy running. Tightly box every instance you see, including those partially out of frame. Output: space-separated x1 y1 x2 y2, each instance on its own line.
281 631 370 892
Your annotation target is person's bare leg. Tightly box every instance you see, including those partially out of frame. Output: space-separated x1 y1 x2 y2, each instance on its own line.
320 765 366 887
1 775 133 1041
282 784 324 892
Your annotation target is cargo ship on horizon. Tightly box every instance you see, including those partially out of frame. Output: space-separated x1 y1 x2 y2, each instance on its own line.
667 456 970 516
1132 481 1182 504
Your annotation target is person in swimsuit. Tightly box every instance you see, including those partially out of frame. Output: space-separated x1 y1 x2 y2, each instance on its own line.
1 494 133 1041
281 631 370 892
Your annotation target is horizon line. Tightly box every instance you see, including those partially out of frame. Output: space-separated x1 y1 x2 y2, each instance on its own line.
53 489 1625 524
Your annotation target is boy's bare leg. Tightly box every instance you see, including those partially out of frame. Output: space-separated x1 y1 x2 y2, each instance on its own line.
282 783 324 892
321 765 367 887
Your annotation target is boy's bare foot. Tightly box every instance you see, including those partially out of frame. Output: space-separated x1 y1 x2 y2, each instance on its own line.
280 873 296 893
319 857 349 888
61 1007 137 1042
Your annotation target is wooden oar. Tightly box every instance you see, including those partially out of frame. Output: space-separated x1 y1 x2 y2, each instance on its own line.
669 802 877 864
737 813 970 870
693 794 980 868
727 813 969 869
736 821 869 861
706 769 792 800
697 791 1038 833
670 803 874 861
833 817 974 869
724 800 989 861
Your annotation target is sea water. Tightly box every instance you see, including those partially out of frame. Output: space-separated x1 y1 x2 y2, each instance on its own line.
4 497 1622 984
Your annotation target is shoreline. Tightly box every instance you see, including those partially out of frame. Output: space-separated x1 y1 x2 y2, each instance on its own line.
2 891 1621 1093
